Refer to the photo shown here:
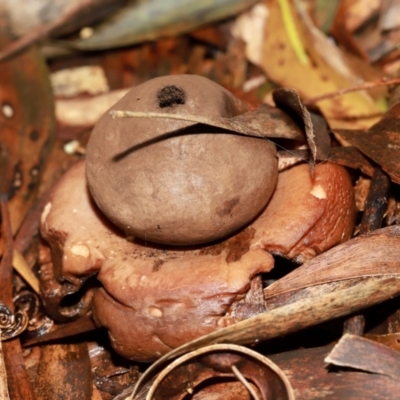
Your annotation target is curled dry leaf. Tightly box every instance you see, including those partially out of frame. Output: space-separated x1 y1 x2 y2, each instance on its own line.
272 88 331 167
263 226 400 305
136 344 294 400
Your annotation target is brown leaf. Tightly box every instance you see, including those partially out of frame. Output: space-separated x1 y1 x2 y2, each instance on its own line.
273 87 331 168
334 127 400 184
0 35 56 234
328 146 375 176
110 102 306 141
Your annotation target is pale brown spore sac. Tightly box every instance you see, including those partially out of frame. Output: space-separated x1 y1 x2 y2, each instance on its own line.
85 74 278 246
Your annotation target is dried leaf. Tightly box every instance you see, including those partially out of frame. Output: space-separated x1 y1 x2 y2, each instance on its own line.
273 88 331 168
334 127 400 184
365 333 400 352
0 201 34 399
325 334 400 379
56 89 129 127
110 103 306 141
256 0 381 129
327 146 375 176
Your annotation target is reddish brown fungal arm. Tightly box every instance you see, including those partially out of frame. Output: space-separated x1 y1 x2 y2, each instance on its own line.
251 162 356 262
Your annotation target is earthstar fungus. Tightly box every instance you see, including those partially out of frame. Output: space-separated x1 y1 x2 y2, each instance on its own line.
39 75 356 362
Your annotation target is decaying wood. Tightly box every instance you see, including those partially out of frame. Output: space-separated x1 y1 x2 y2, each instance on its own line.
0 333 10 400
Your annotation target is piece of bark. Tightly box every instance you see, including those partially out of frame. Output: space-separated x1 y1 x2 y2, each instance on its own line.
360 167 390 233
33 343 93 400
23 315 97 347
0 201 35 400
269 345 400 399
325 334 400 379
0 333 10 399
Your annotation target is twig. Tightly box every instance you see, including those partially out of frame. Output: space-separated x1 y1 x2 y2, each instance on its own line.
303 78 400 106
12 250 40 295
231 365 260 400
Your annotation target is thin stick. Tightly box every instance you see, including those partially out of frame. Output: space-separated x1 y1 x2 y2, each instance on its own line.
12 250 40 295
303 77 400 105
231 365 260 400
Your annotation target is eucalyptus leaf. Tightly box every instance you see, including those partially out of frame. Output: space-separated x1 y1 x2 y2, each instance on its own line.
70 0 259 50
